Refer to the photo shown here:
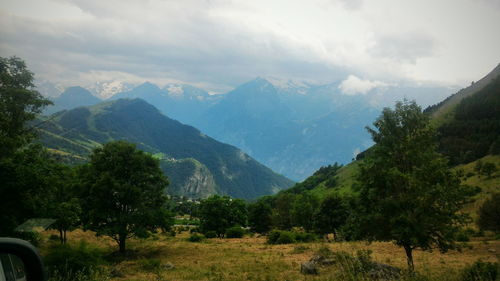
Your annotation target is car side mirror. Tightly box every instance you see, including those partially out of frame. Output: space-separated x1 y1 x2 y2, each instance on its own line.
0 238 46 281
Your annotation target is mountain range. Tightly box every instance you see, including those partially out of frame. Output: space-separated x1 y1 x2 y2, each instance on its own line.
38 98 293 199
39 77 456 181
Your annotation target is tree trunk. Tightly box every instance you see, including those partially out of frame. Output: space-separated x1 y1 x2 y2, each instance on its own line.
118 234 126 254
59 229 64 244
404 245 415 274
63 229 67 244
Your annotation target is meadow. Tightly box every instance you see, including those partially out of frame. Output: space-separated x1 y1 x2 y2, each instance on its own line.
39 229 499 281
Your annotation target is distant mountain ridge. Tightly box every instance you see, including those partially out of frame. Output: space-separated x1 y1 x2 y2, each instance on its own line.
38 98 293 199
40 76 456 181
44 86 101 115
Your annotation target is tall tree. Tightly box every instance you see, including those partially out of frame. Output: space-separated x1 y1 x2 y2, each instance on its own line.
80 141 173 253
198 195 247 238
477 193 500 233
0 56 53 235
313 194 348 240
0 56 51 159
248 199 273 234
356 100 475 273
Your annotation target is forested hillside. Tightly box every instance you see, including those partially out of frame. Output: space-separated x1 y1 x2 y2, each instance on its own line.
37 98 293 199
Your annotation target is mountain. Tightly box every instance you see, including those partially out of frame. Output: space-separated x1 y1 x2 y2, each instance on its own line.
44 86 102 115
88 80 135 99
111 82 220 125
282 63 500 213
38 98 293 199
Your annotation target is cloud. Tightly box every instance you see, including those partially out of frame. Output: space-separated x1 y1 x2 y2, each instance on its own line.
0 0 499 92
369 32 436 64
339 75 386 95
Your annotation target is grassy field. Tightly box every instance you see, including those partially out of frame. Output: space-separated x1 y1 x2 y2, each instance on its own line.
39 229 499 281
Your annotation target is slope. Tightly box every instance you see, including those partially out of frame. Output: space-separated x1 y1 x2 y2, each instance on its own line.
37 98 294 199
44 86 102 115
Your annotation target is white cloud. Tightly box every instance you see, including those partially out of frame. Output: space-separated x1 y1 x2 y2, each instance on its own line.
0 0 499 91
339 75 387 95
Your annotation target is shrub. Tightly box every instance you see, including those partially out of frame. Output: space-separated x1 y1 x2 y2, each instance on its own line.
225 226 245 238
188 233 204 242
204 231 217 238
267 230 282 244
461 260 498 281
44 241 104 280
294 232 317 242
276 231 296 244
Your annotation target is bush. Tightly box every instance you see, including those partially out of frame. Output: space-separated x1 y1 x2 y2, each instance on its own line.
44 241 104 280
188 233 204 242
204 230 217 238
461 260 498 281
294 232 317 242
276 231 296 244
267 230 282 244
225 226 245 238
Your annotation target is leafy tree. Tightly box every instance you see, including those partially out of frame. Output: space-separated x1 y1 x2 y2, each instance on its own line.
313 194 349 240
272 193 295 230
198 195 247 237
477 193 500 233
0 56 51 159
0 56 53 235
80 141 173 253
290 193 319 231
356 100 475 273
248 199 273 233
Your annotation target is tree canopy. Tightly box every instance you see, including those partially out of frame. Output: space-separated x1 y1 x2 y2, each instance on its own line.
198 195 247 238
80 141 173 253
356 100 475 272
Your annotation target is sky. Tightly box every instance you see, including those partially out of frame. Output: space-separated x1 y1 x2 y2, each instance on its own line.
1 0 499 94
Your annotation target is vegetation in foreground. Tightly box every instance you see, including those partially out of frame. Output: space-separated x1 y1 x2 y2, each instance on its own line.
38 229 499 281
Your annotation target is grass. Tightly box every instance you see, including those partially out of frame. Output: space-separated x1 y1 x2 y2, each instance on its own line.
454 155 500 219
38 229 500 281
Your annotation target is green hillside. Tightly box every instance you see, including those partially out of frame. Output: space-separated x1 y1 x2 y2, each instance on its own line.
286 64 500 216
37 98 294 199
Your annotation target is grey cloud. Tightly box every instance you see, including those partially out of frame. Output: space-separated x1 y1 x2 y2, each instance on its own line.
369 32 436 64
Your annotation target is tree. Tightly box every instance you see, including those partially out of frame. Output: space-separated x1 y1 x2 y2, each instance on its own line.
477 193 500 233
80 141 173 253
248 199 273 233
356 100 475 273
0 56 51 159
198 195 247 238
0 56 53 235
272 193 295 230
290 193 319 231
313 194 348 241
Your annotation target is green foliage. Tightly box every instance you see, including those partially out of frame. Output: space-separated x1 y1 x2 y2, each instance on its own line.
204 231 217 238
248 199 273 233
44 241 104 281
267 230 316 244
477 193 500 233
198 195 247 238
460 260 498 281
313 194 349 239
438 76 500 165
356 100 475 272
271 193 295 230
225 226 245 238
275 231 296 244
285 163 342 194
188 233 204 242
0 56 52 158
290 193 319 231
80 141 173 253
293 232 317 242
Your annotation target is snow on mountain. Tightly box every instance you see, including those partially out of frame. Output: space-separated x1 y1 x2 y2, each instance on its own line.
89 81 135 99
35 80 65 98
